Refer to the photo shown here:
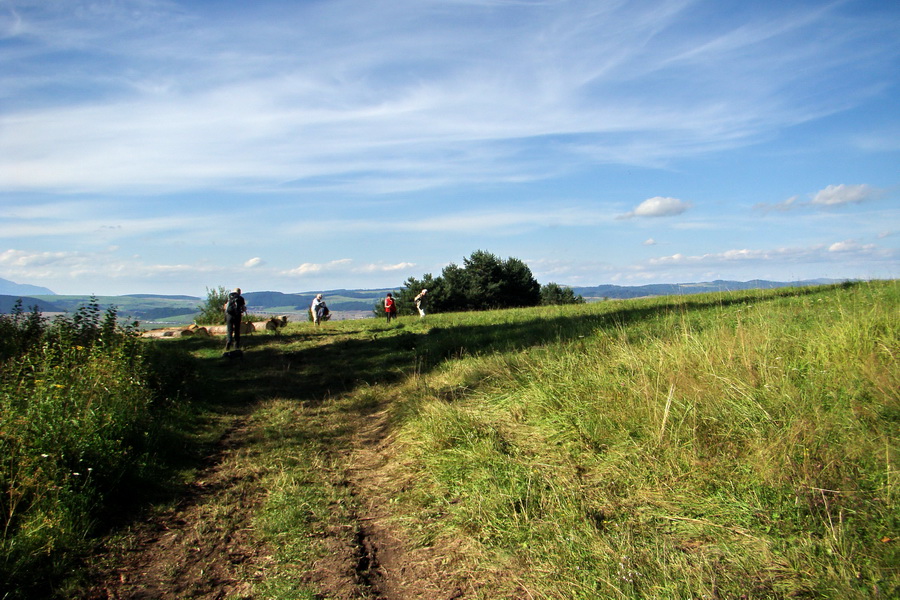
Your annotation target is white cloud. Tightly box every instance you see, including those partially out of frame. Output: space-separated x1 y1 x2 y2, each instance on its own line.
284 259 353 277
283 206 617 238
0 248 74 268
244 257 264 268
828 240 876 253
811 184 874 206
0 247 229 294
643 238 657 246
621 197 691 219
647 240 893 268
355 262 417 273
754 195 798 213
756 185 879 213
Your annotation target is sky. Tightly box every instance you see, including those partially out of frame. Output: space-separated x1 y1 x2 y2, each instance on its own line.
1 0 898 297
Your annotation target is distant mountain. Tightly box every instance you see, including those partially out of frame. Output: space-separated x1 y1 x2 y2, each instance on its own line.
0 295 65 313
243 291 314 310
123 293 201 301
0 277 55 296
572 279 844 300
0 280 854 320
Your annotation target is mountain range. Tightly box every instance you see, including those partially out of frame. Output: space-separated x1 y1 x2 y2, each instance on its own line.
0 277 848 323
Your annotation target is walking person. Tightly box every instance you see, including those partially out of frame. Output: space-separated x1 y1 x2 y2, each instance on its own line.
224 287 246 351
384 292 397 323
414 288 428 318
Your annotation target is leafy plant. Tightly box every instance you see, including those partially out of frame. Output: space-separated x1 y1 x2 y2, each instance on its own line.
540 282 585 305
398 249 541 314
0 300 194 599
195 286 229 325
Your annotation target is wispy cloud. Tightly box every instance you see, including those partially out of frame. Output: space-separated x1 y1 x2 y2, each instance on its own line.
2 1 897 295
244 257 264 268
647 241 894 267
2 1 893 194
755 184 879 212
284 259 354 277
811 184 875 206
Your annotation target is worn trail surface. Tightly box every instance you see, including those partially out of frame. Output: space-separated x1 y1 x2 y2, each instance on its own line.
80 329 472 600
82 414 273 599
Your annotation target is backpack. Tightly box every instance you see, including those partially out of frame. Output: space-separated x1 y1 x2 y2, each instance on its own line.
225 292 241 315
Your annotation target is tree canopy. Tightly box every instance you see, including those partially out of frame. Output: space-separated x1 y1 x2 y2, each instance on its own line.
539 282 585 306
396 250 543 314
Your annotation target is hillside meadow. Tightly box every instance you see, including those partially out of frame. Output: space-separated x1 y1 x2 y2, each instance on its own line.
1 280 897 598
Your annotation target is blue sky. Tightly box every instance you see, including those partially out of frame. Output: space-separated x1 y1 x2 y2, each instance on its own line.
1 0 898 296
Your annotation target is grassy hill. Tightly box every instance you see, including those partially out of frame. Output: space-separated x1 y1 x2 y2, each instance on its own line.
7 279 892 599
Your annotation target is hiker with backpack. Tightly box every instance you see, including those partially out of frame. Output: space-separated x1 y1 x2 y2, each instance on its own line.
223 287 246 351
384 292 397 323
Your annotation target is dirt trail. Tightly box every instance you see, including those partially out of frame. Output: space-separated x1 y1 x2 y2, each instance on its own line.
335 409 469 600
81 361 470 599
82 415 275 599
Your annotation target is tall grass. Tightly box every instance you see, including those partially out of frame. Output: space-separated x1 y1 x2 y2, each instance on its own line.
0 300 196 598
389 281 898 598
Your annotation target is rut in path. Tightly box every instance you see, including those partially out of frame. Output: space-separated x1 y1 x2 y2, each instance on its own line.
335 409 470 600
81 414 274 600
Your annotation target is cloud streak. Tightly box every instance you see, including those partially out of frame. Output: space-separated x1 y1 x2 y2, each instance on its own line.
2 1 894 194
755 184 880 212
2 1 897 295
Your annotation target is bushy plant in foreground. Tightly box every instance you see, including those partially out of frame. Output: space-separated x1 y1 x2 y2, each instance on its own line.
0 299 194 598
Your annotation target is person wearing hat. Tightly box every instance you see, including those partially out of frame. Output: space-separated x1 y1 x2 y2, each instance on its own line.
414 288 428 318
223 287 246 351
311 293 330 325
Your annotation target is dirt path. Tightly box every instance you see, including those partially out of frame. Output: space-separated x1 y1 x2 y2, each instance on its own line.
330 409 469 600
81 414 275 599
80 343 471 599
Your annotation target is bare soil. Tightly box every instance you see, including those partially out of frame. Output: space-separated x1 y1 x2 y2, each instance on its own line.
80 415 274 599
79 382 474 599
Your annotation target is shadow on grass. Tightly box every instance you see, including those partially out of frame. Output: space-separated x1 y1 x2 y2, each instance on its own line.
182 283 844 411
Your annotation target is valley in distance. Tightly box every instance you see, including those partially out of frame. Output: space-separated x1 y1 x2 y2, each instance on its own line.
0 277 849 327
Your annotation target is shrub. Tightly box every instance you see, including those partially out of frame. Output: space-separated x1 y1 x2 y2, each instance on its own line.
0 300 193 598
195 286 229 325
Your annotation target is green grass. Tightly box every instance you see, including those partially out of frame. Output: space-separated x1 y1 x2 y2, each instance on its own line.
4 281 896 598
218 280 898 599
382 281 898 598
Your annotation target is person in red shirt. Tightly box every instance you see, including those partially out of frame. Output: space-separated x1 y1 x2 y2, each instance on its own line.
384 292 397 323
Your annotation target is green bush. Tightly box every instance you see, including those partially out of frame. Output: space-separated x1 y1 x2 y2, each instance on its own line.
0 299 195 598
195 286 229 325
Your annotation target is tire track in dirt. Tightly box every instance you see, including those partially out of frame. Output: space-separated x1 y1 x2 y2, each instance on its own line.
337 410 470 600
81 413 275 600
81 327 473 599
